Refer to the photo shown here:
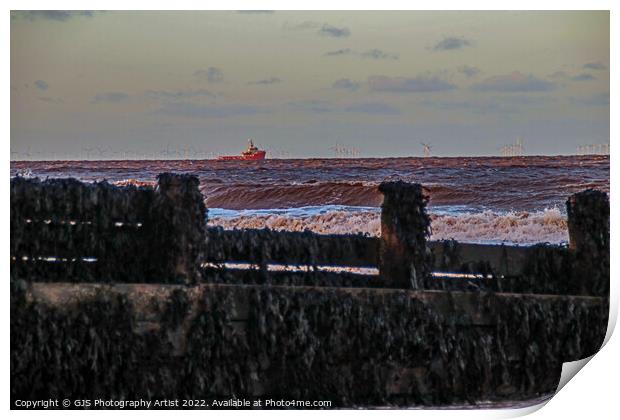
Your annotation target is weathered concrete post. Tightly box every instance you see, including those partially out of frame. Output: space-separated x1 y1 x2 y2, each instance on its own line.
151 173 207 283
378 181 432 289
567 189 609 297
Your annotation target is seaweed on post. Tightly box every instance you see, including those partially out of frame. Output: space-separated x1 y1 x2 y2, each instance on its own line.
378 181 432 289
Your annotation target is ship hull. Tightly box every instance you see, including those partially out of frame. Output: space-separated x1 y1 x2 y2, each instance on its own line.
216 151 266 161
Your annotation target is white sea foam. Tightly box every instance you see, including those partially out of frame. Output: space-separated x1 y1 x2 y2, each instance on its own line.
428 207 568 245
208 206 568 245
113 179 156 188
209 206 381 236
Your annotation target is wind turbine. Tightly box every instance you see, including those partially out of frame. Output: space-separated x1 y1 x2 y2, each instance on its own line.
421 142 432 158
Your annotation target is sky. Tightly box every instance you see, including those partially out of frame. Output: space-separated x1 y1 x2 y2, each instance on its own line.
10 10 610 159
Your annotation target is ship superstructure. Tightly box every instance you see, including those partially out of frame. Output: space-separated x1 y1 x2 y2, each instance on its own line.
217 139 266 161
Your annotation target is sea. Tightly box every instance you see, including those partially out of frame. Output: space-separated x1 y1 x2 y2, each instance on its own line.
10 155 609 246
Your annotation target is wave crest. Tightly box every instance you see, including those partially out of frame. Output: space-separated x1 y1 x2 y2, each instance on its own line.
202 182 383 209
429 208 567 244
209 207 568 245
113 179 156 188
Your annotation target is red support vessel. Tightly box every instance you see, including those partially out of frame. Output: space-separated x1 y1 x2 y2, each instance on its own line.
217 139 266 161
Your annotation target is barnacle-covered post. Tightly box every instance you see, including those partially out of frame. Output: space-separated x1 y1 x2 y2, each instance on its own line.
150 173 207 283
378 181 432 289
567 189 609 297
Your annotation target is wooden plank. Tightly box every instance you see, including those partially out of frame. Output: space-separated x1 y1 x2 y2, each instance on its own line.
10 177 155 222
429 241 568 277
202 267 381 288
10 220 145 258
204 227 563 277
205 227 379 267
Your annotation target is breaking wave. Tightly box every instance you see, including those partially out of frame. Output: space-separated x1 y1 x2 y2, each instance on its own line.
199 182 507 210
113 179 156 188
428 207 568 245
202 182 383 209
208 206 568 245
110 178 571 244
209 206 381 236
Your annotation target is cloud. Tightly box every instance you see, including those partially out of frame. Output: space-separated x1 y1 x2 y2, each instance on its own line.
235 11 274 14
146 89 215 100
318 24 350 38
549 70 597 82
34 80 48 91
155 102 266 118
583 62 606 70
421 99 518 115
458 65 480 78
194 67 224 83
324 48 398 60
248 77 282 85
288 99 399 115
91 92 129 103
493 95 556 106
360 49 399 60
368 75 457 93
548 70 569 80
571 73 596 81
571 92 609 107
288 100 333 114
38 96 63 104
283 21 320 31
472 72 556 92
324 48 354 57
345 102 400 115
423 94 554 116
332 79 361 92
433 36 473 51
287 22 351 38
15 11 96 21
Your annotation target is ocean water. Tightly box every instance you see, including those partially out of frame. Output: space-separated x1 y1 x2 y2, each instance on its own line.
10 155 609 245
